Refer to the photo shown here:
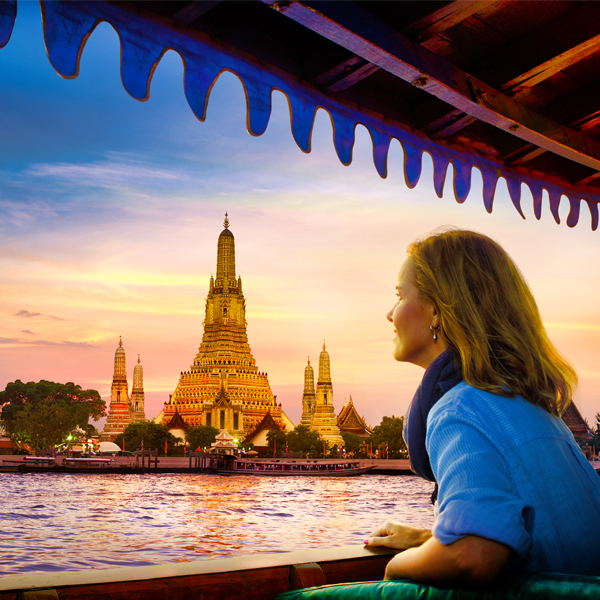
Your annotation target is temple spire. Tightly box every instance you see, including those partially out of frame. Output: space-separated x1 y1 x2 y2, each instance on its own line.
301 355 316 426
216 213 236 282
131 354 146 422
318 341 331 383
114 336 126 380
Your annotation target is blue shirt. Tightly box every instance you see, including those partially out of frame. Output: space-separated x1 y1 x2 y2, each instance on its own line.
426 381 600 575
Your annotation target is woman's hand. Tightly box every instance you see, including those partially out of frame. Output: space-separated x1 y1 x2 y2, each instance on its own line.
364 520 432 550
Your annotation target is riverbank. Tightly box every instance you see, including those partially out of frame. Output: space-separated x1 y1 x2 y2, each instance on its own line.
1 455 414 475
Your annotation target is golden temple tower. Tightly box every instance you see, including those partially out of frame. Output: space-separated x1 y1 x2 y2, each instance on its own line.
311 342 343 447
300 357 316 426
158 214 292 437
130 355 146 422
101 337 132 442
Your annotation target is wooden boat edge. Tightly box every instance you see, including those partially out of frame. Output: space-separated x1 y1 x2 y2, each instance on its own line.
0 545 396 599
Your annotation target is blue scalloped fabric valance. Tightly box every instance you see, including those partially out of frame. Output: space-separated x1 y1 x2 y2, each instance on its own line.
1 0 598 230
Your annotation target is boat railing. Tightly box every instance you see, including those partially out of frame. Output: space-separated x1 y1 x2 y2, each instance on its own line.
0 545 396 600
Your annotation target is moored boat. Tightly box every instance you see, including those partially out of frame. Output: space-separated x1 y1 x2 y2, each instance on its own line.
218 457 375 477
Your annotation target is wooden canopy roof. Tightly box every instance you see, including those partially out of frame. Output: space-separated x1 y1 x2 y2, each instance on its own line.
3 1 600 228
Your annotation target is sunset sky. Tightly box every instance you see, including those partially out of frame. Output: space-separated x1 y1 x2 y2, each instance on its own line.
1 3 599 432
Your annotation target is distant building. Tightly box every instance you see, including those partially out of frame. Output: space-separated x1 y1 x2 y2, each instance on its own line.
0 421 16 455
155 215 294 438
562 401 594 440
301 342 343 448
130 355 146 422
100 338 146 442
337 395 372 439
300 358 316 427
243 411 286 451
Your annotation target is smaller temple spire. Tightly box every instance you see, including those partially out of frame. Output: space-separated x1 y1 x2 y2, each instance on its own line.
119 336 123 348
322 340 326 351
223 212 230 229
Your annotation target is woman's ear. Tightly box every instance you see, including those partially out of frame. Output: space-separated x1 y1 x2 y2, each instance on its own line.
430 305 440 328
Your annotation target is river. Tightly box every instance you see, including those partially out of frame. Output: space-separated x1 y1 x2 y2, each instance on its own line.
0 473 434 576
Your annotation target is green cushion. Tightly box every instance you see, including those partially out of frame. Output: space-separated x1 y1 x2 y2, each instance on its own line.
275 573 600 600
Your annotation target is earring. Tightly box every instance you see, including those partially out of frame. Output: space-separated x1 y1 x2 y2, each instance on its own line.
430 324 440 342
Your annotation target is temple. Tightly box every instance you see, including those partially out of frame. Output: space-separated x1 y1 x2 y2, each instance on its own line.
337 395 372 440
101 338 147 442
156 215 293 437
300 358 316 427
562 401 594 440
130 355 146 422
302 343 343 448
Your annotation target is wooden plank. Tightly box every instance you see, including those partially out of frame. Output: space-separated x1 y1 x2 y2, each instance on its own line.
402 1 497 43
263 1 600 171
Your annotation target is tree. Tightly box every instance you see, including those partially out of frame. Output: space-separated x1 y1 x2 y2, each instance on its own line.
266 429 287 456
115 421 180 455
286 425 321 456
185 425 220 451
340 431 363 455
0 380 105 450
593 414 600 452
370 415 407 459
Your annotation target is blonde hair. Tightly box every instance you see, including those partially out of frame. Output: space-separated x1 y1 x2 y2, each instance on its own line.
408 229 576 415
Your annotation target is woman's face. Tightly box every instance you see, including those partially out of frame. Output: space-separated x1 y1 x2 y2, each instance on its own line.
386 259 445 369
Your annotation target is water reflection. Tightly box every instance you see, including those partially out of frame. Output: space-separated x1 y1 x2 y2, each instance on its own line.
0 473 434 575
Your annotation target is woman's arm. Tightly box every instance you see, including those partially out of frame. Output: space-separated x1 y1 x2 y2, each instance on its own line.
384 534 512 587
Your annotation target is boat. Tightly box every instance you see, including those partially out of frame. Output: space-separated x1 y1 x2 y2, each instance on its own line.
217 456 375 476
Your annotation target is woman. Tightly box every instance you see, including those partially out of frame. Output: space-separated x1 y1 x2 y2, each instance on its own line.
365 229 600 586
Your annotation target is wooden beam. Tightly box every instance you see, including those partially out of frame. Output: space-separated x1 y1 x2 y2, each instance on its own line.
313 55 379 92
402 0 498 43
264 1 600 171
501 33 600 95
312 1 492 95
575 171 600 187
173 1 221 27
328 62 379 92
503 92 600 167
425 4 600 138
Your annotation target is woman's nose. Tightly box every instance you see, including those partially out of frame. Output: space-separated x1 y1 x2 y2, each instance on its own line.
386 306 394 322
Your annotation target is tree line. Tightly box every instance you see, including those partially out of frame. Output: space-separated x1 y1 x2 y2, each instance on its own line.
0 379 408 458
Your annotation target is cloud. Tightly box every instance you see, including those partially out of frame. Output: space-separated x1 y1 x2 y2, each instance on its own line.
15 310 41 318
0 337 97 347
25 159 188 191
20 329 33 334
14 310 64 321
